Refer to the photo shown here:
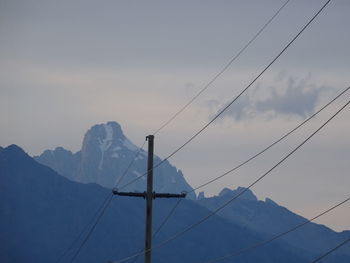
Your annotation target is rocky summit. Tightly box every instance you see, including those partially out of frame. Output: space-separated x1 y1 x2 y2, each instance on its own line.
34 121 196 199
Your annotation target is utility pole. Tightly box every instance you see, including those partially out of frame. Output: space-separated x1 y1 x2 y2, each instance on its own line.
112 135 186 263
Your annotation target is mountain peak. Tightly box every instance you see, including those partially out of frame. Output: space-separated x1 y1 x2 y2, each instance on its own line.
35 121 196 199
5 144 26 153
87 121 124 142
1 144 36 167
219 187 257 201
2 144 28 158
82 121 140 154
81 121 141 172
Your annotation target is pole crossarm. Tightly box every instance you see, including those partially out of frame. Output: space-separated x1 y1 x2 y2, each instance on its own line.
154 192 186 198
112 189 186 199
112 189 146 198
111 135 186 263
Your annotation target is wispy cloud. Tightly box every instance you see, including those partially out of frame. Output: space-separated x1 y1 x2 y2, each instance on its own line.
208 75 329 121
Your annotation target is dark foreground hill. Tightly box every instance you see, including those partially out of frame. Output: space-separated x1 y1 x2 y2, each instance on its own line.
1 145 349 263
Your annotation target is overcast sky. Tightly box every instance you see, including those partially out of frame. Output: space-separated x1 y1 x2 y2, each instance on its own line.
1 0 349 231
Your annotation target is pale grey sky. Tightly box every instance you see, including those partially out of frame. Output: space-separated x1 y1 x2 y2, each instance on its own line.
1 0 349 231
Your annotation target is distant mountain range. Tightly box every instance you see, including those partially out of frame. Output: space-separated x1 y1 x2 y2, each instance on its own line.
0 144 309 263
198 187 350 260
34 122 195 199
1 122 349 262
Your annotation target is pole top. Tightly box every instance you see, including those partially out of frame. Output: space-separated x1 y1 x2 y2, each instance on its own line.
112 188 118 195
146 135 154 141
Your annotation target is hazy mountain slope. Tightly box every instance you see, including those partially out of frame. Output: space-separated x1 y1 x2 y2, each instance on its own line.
35 146 80 181
197 187 350 261
1 145 312 263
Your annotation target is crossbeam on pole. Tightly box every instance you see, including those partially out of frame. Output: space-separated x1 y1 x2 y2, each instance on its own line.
112 190 186 199
112 135 186 263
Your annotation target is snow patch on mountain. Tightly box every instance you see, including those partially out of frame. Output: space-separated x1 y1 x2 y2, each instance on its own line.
135 154 144 160
34 121 196 199
133 170 145 181
113 146 122 151
111 153 119 158
98 123 114 170
122 138 139 151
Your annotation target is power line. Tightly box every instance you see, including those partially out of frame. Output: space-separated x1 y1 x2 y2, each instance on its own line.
127 85 349 254
110 5 294 260
146 98 349 260
190 86 349 193
55 0 291 255
119 0 332 191
123 0 343 258
128 199 183 263
54 194 112 263
115 140 147 187
69 194 114 263
119 0 293 191
152 0 291 136
201 196 350 263
55 140 147 263
111 2 335 260
113 93 349 263
311 237 350 263
153 199 183 237
81 1 289 260
77 0 333 260
68 142 147 263
59 0 333 260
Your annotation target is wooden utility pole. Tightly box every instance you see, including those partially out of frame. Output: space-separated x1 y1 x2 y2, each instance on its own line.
112 135 186 263
144 134 154 263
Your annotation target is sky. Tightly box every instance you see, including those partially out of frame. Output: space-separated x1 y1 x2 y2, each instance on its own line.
1 0 349 231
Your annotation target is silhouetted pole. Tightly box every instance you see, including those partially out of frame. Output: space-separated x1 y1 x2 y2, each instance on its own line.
144 135 154 263
112 135 186 263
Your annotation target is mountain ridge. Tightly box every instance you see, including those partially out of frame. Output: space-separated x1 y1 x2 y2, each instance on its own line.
198 187 350 258
0 144 316 263
34 121 196 199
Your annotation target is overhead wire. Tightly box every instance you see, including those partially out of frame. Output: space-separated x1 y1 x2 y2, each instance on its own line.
55 140 147 263
128 198 183 263
152 0 291 136
69 194 114 263
61 0 334 261
200 196 350 263
125 85 349 256
128 3 345 260
310 237 350 263
118 0 332 191
112 92 349 263
111 0 334 260
54 194 112 263
145 98 350 260
109 1 294 260
55 0 292 258
190 86 349 193
115 140 147 187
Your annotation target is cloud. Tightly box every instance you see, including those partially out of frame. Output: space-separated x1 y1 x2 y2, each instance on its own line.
255 77 327 118
208 94 252 121
209 75 329 121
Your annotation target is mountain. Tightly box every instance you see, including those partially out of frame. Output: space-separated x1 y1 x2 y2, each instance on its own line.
0 145 314 263
198 187 350 261
34 122 195 199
